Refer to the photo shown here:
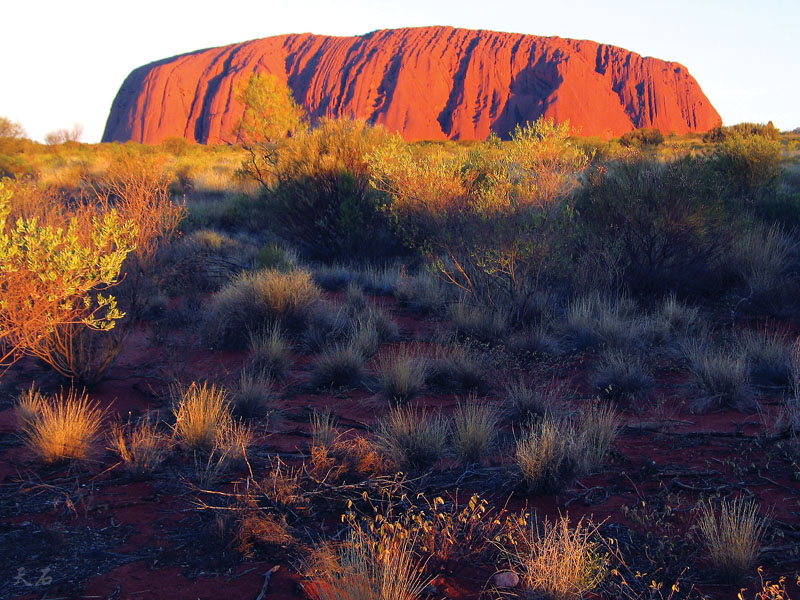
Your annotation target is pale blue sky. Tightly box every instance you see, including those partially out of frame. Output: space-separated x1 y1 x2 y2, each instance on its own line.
2 0 797 142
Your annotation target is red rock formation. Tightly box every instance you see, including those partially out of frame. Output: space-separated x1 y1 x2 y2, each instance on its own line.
103 27 721 143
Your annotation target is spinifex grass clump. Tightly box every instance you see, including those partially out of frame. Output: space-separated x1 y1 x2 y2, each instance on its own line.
377 349 428 405
696 497 768 583
451 399 499 465
448 300 508 343
311 343 367 389
503 516 607 600
514 405 618 493
172 382 232 451
231 368 279 420
20 389 103 463
248 324 292 379
738 327 794 388
209 268 321 347
504 379 567 423
683 340 756 412
15 385 45 430
306 521 428 600
426 344 490 393
108 418 171 477
515 415 580 494
563 294 646 352
591 350 654 404
376 406 449 470
575 402 620 471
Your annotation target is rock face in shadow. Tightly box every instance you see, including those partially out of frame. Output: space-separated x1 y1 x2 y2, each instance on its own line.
103 26 721 143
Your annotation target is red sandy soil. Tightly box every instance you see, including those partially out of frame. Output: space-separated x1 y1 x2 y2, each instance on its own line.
2 295 799 600
103 26 721 145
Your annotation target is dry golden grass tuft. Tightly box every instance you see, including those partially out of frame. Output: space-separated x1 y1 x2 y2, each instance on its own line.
236 512 296 558
515 415 579 494
214 418 254 464
306 523 428 600
20 388 103 463
172 382 232 451
108 418 171 476
15 385 45 430
696 497 769 583
503 515 606 600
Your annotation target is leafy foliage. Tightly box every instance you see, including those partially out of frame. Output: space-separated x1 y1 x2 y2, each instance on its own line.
371 119 590 320
264 118 401 261
0 180 137 376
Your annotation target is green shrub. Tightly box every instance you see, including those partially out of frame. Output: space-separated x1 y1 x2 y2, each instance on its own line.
703 122 781 143
263 118 402 261
575 156 728 296
712 132 782 198
619 128 664 148
372 118 587 320
255 242 294 271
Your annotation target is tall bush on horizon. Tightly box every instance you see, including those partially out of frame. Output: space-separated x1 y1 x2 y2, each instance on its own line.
262 117 402 261
712 131 782 199
574 154 729 296
234 72 308 189
370 118 590 320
